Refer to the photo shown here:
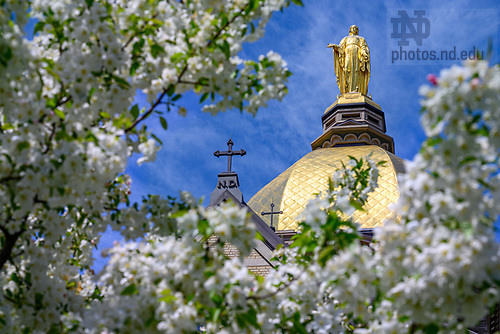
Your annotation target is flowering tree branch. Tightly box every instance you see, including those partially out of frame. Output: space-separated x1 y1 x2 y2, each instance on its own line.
1 0 499 333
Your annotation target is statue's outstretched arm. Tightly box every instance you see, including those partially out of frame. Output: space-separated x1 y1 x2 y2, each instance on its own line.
327 43 340 52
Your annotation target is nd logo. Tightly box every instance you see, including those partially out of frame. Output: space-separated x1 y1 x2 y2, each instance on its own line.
391 10 430 46
217 180 237 189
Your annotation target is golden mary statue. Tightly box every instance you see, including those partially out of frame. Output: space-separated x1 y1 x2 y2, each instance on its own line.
327 25 370 96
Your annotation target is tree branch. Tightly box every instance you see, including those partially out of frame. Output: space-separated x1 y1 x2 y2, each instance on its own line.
122 13 159 50
42 122 57 154
124 90 167 133
125 65 188 133
0 227 24 271
124 5 245 133
177 79 207 86
0 175 22 183
206 9 245 48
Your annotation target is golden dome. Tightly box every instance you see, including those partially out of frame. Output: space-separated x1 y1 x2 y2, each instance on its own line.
247 145 405 230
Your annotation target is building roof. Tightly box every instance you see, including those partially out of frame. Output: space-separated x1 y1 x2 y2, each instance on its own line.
247 145 405 230
207 189 283 251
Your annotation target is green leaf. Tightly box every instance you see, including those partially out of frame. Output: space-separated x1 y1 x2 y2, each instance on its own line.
291 314 309 334
10 273 21 285
476 126 489 136
218 12 228 27
212 308 221 322
318 245 336 266
120 283 139 296
425 136 442 147
219 40 231 59
209 290 223 306
422 324 439 334
4 289 13 298
194 83 203 93
144 315 156 328
130 104 140 119
460 221 474 239
25 272 31 286
45 95 58 109
68 258 80 266
53 108 65 120
243 307 260 329
35 293 44 309
151 133 163 145
170 52 184 63
0 43 12 67
171 94 182 102
132 38 145 54
159 116 168 130
290 0 304 5
87 87 96 102
459 156 477 165
1 123 14 131
349 199 364 212
85 0 94 8
260 57 273 69
34 22 45 35
150 44 165 58
171 209 188 218
113 75 130 89
91 286 103 301
199 92 209 103
246 0 260 13
85 132 98 144
477 178 491 189
16 141 30 152
130 61 140 76
151 18 164 27
159 289 177 303
166 84 175 97
197 219 211 236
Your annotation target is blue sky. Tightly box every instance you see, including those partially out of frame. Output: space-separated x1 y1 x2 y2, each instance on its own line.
95 0 500 269
127 0 499 203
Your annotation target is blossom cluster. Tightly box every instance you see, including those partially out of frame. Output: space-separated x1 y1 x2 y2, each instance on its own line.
312 61 500 332
78 155 380 333
369 61 500 330
0 0 292 332
2 0 500 332
83 202 257 333
256 61 500 332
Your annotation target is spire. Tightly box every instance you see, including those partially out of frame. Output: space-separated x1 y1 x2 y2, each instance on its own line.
210 139 246 206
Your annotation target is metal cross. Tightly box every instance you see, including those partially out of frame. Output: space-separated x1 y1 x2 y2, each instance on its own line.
214 139 246 172
261 203 283 232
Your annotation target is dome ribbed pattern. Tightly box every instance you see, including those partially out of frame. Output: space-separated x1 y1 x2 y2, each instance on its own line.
247 145 405 230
